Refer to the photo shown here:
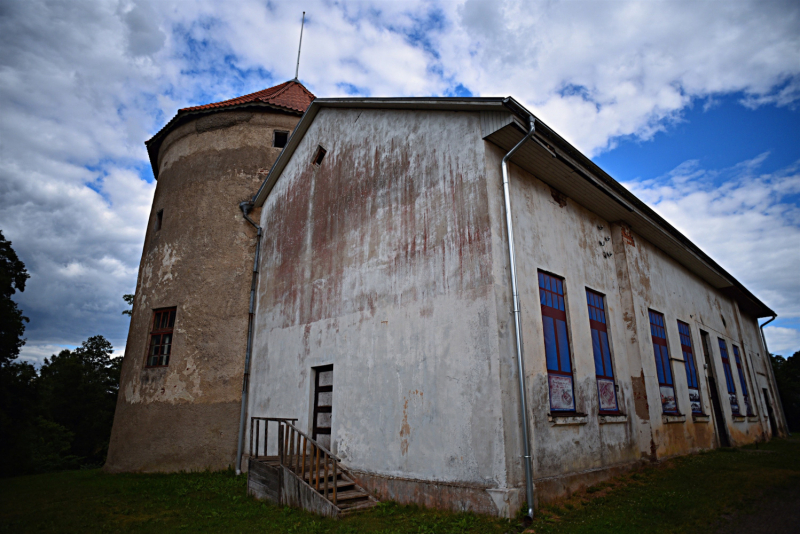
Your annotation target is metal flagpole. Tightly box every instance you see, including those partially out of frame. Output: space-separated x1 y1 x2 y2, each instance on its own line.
293 12 305 81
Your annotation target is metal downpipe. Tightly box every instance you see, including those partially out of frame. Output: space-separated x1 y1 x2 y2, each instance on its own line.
236 202 262 475
502 115 538 520
759 315 789 433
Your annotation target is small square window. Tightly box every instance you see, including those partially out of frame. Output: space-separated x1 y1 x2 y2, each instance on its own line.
273 131 289 148
312 146 327 166
146 307 176 367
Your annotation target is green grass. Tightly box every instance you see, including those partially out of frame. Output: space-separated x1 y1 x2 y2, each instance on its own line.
1 436 798 533
530 435 800 534
0 469 512 533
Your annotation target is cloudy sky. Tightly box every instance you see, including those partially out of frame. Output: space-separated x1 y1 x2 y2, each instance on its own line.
1 0 799 364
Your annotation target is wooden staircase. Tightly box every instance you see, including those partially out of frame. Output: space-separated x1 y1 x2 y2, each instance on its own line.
284 453 377 515
247 418 378 516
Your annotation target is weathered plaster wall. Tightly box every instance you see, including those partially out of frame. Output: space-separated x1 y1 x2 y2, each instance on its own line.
485 136 778 501
494 146 641 489
248 109 511 514
736 308 789 437
106 110 300 472
612 223 766 451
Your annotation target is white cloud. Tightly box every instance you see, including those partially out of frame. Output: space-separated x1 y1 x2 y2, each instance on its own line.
1 0 799 364
764 326 800 357
623 155 800 354
439 0 800 155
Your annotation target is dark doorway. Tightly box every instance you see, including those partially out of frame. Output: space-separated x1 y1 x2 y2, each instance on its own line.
312 365 333 450
763 388 778 436
701 330 731 448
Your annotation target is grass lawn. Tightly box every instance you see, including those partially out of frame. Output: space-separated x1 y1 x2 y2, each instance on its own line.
1 436 798 533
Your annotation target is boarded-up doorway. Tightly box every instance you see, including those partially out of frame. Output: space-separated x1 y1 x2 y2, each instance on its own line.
701 330 730 448
763 388 778 436
312 365 333 450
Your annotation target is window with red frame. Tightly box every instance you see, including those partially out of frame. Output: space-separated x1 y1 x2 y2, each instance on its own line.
146 308 176 367
538 272 575 412
649 310 678 414
732 345 753 415
717 338 739 414
586 289 618 413
678 321 702 414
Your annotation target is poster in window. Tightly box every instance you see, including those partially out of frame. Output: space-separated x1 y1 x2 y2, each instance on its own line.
597 378 617 412
548 374 575 411
688 388 702 414
729 394 740 414
660 385 677 413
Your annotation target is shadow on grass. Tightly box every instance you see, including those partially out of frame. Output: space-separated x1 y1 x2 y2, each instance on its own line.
1 436 798 534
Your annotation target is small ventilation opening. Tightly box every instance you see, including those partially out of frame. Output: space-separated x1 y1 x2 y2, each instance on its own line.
312 146 327 166
155 209 163 231
273 131 289 148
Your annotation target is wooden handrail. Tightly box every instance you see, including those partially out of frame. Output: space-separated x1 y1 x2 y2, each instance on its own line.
249 417 373 510
280 421 361 508
248 417 298 459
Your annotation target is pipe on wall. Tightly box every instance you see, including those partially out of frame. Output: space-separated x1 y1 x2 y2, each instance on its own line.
759 314 790 433
501 113 539 520
235 201 262 475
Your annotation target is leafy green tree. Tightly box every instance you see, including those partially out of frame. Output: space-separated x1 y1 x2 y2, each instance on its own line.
772 351 800 432
0 235 123 476
122 294 134 316
38 336 122 466
0 358 40 476
0 230 29 365
0 230 34 476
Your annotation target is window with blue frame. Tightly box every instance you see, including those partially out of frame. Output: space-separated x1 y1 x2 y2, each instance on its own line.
732 345 753 416
678 321 702 414
649 310 678 414
718 338 739 415
538 272 576 412
586 289 619 413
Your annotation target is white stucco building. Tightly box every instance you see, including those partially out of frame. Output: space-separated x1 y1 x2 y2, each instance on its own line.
108 83 788 518
242 96 788 516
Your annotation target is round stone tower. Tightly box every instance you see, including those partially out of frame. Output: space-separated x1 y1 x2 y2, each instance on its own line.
105 81 315 472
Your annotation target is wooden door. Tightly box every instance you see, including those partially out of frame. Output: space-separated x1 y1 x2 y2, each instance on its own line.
312 365 333 450
701 331 730 447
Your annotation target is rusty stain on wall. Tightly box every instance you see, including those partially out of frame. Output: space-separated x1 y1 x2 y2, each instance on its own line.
621 225 635 247
632 372 650 421
549 186 567 208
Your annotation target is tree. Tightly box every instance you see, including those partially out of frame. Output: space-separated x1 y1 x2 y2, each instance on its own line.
772 351 800 432
38 336 122 466
0 230 34 476
0 358 40 476
0 230 29 365
122 293 134 316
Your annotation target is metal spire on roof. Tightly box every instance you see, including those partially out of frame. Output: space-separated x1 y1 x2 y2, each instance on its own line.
293 12 305 82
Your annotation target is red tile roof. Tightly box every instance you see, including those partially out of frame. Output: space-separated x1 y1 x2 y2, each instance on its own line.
181 80 315 114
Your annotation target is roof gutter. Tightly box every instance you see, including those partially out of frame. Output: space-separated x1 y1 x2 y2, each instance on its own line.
759 315 790 433
501 112 542 521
